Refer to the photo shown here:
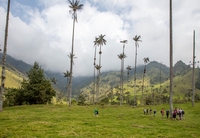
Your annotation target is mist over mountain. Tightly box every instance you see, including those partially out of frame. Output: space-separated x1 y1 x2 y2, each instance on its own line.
0 53 192 97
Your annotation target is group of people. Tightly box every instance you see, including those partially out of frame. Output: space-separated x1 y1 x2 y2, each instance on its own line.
143 107 185 120
143 108 157 116
160 107 185 120
172 107 185 120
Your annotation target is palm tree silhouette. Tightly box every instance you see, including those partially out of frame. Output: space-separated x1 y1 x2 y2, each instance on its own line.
68 0 83 106
133 35 142 106
118 53 127 105
141 57 149 105
95 34 106 103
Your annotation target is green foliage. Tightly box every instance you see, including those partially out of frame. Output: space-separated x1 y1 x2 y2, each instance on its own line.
4 62 55 106
77 94 86 105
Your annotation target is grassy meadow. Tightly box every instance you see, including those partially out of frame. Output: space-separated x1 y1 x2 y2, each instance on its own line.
0 103 200 138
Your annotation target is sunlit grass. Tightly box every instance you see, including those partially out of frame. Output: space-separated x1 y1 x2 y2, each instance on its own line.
0 68 23 88
0 102 200 138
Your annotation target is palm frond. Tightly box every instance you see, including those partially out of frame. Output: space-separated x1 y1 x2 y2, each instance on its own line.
120 40 128 44
68 0 83 22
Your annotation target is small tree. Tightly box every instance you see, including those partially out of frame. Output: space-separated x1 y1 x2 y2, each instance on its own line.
22 62 56 104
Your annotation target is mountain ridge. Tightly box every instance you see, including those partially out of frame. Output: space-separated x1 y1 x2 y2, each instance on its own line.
0 53 195 98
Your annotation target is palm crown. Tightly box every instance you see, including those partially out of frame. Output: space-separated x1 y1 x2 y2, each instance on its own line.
68 0 83 22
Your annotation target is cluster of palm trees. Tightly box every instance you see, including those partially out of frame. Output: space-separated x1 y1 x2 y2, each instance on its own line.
118 40 127 105
93 35 106 104
0 0 182 114
117 36 149 106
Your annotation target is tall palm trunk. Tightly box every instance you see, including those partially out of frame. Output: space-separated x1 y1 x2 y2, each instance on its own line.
93 46 97 104
68 16 76 107
141 66 146 105
0 0 10 112
93 66 96 104
99 45 102 70
121 45 125 105
192 30 195 106
133 42 138 106
96 69 100 103
169 0 174 118
120 58 123 106
96 46 102 103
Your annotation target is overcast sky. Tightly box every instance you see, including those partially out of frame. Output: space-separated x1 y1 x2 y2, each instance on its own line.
0 0 199 76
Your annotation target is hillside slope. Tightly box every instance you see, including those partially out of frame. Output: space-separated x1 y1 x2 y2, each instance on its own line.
0 68 23 88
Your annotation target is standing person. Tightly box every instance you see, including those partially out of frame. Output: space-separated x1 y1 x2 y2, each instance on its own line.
166 109 170 118
161 108 165 118
144 109 146 115
94 108 99 117
179 108 182 120
154 109 156 116
173 107 177 120
182 109 185 119
146 109 149 115
150 108 152 114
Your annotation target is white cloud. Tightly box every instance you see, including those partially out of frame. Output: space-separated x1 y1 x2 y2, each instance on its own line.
0 0 200 76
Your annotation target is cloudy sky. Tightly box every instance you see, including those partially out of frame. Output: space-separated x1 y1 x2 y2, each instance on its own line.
0 0 199 76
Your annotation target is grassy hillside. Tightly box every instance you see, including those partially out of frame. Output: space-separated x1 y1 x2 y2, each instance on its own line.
80 67 200 104
0 68 24 88
0 103 200 137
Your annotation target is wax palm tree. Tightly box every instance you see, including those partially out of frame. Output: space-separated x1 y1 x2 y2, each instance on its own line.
120 40 128 54
119 40 127 106
141 57 149 105
92 37 99 104
118 53 127 106
169 0 173 118
0 0 10 112
68 0 83 106
133 35 142 106
95 34 106 103
98 34 106 68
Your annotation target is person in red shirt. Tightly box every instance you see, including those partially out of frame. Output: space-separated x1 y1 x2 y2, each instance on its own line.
161 108 165 118
173 107 177 120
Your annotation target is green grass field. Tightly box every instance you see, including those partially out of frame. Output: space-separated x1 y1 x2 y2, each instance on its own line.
0 103 200 138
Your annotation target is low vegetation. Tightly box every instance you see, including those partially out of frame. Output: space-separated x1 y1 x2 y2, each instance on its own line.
0 102 200 138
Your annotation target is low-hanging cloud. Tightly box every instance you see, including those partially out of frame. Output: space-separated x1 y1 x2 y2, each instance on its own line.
0 0 199 76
